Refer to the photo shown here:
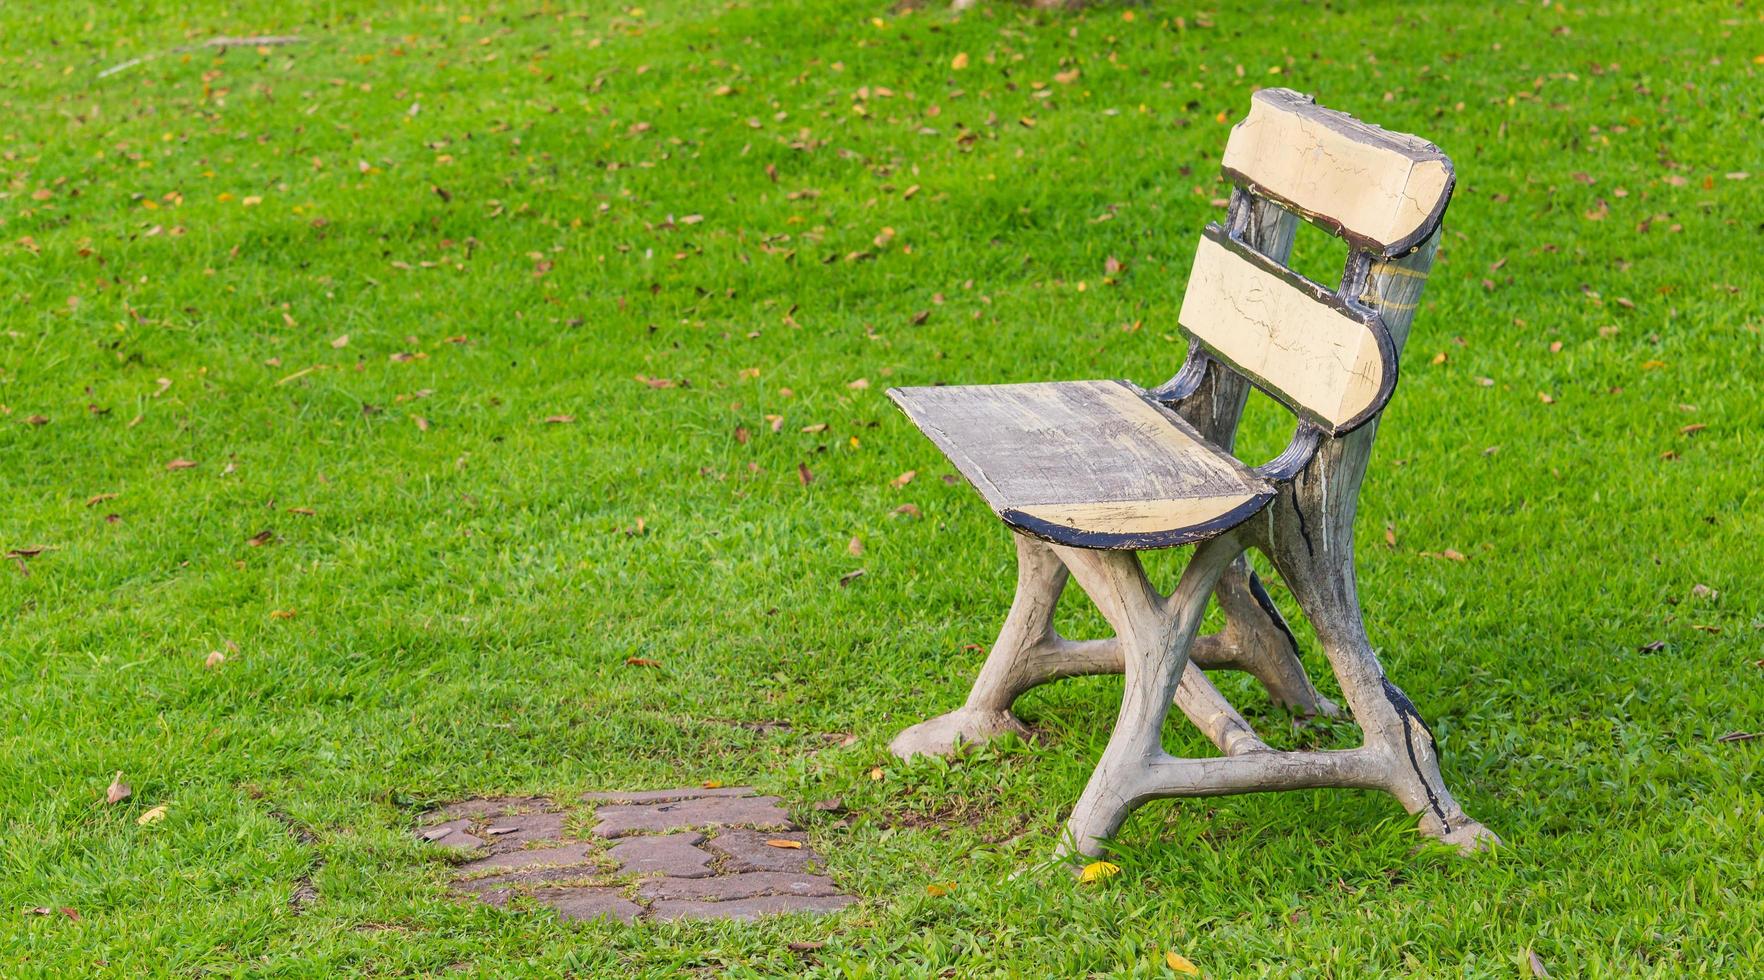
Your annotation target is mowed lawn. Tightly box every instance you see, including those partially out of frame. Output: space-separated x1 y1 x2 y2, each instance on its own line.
2 0 1761 974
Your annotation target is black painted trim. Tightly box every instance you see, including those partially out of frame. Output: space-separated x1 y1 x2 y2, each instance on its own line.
1000 491 1274 552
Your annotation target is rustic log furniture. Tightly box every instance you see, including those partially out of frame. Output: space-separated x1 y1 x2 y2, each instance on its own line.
886 89 1497 860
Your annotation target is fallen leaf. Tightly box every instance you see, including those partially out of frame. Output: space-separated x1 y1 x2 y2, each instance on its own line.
1680 423 1706 436
625 657 661 668
330 334 350 349
412 416 430 431
205 650 226 669
702 780 723 789
868 766 884 781
847 536 864 557
165 459 197 471
1537 391 1555 405
1079 860 1120 884
889 470 916 489
797 463 815 485
269 609 297 620
1717 731 1760 743
85 493 118 507
137 804 167 826
1442 549 1467 562
106 772 131 804
847 378 870 390
1166 951 1200 976
892 504 921 519
763 839 804 850
246 529 274 547
23 414 48 426
801 423 828 434
951 52 969 71
59 907 80 922
925 882 953 896
1638 640 1666 652
838 568 865 587
543 414 576 424
1526 949 1551 979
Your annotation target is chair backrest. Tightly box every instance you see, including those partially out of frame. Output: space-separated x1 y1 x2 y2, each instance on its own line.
1176 88 1454 435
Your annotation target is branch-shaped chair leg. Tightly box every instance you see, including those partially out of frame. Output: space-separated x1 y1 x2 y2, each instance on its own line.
1054 536 1244 859
890 533 1266 761
890 534 1117 759
1263 472 1499 853
1191 556 1341 719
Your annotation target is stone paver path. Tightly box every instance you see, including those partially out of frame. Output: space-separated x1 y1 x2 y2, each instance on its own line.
415 787 852 924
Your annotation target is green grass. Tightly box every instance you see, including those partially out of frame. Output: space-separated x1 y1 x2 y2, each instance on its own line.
3 0 1761 975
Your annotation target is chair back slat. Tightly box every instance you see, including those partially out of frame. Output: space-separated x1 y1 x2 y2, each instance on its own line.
1178 226 1394 433
1221 88 1453 256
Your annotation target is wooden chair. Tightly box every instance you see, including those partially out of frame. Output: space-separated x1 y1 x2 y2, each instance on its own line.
887 89 1498 859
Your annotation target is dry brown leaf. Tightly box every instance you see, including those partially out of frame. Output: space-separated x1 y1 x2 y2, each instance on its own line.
106 772 131 804
951 52 969 70
763 839 804 850
797 463 815 485
86 493 118 507
137 804 167 826
847 536 864 557
205 650 226 669
330 334 350 349
413 416 430 431
23 414 48 426
889 470 916 489
246 529 274 547
543 414 576 424
165 459 197 471
625 657 662 668
269 609 297 620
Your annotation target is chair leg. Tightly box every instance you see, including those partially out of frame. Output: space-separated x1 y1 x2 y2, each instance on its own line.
891 533 1119 759
1053 537 1242 859
1191 556 1342 719
1264 492 1499 853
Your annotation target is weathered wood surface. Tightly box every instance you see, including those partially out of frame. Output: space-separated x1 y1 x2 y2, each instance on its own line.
887 379 1273 549
1178 227 1394 433
1221 88 1453 256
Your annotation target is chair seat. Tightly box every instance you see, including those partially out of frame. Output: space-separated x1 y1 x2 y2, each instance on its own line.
889 379 1274 550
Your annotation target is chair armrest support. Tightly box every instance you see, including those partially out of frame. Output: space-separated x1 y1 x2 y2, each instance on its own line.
1252 423 1325 483
1147 349 1210 407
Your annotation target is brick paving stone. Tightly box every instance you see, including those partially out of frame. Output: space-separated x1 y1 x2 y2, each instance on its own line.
702 829 816 873
590 795 790 838
606 832 713 878
647 894 855 922
416 818 487 851
456 843 594 874
480 810 568 848
637 872 839 902
580 786 757 804
436 796 553 820
532 887 642 924
450 866 603 895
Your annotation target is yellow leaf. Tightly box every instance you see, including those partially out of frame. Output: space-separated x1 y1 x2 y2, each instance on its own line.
925 882 953 896
1078 860 1119 883
1165 950 1200 975
951 52 969 71
868 766 884 781
763 839 804 849
137 805 167 826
